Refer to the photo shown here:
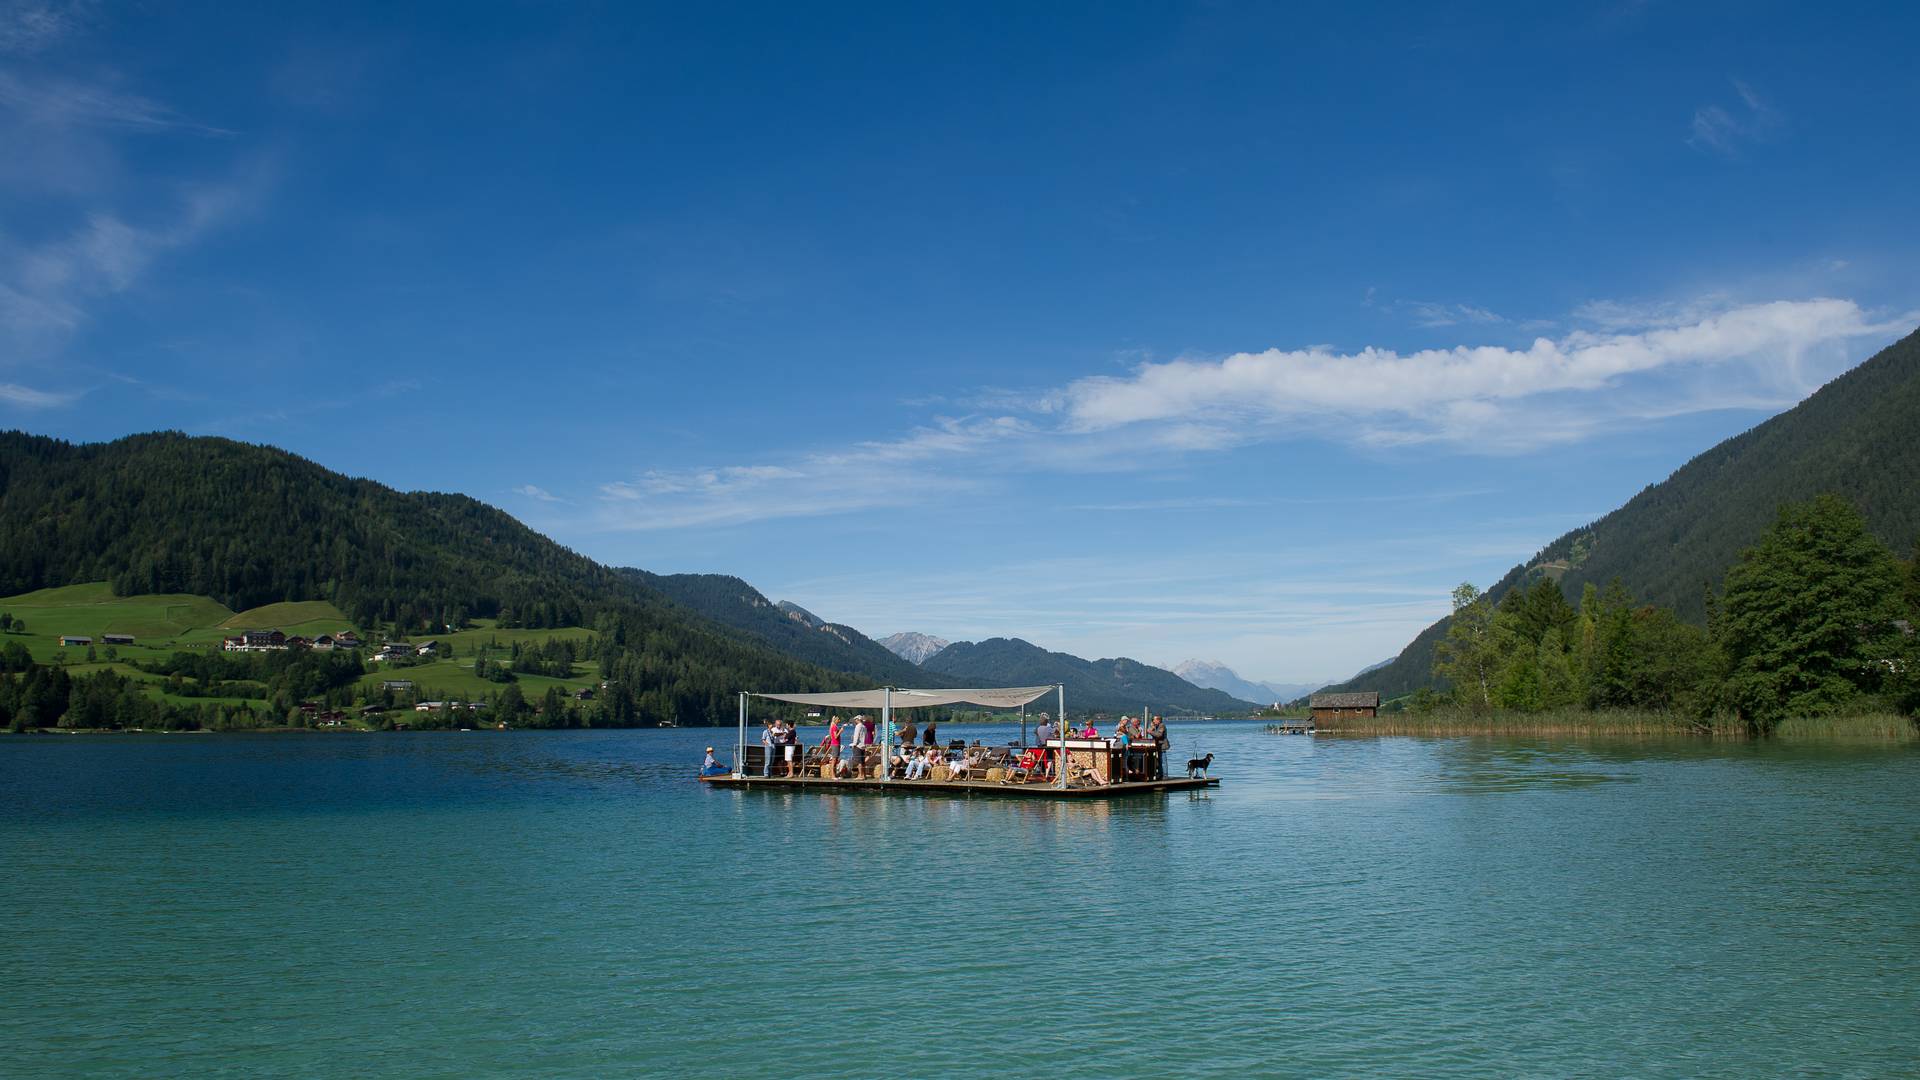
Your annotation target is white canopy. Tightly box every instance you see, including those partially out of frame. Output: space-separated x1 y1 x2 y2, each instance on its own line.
751 686 1054 710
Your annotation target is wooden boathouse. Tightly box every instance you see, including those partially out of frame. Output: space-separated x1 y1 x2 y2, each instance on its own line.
1309 691 1380 725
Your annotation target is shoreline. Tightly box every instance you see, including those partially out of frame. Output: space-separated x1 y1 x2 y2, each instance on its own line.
1280 709 1918 742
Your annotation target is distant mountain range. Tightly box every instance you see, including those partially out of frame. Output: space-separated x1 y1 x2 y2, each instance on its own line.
625 571 942 687
923 638 1255 714
1321 325 1920 701
878 631 949 664
1170 659 1324 705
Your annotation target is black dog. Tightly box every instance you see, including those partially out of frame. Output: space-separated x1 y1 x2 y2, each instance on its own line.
1185 752 1214 778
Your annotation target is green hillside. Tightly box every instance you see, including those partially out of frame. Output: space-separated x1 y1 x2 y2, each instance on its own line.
0 432 866 725
922 637 1255 714
0 582 236 640
220 601 352 632
1328 327 1920 701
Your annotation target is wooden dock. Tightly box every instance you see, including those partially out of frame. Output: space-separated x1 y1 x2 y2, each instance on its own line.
700 774 1220 799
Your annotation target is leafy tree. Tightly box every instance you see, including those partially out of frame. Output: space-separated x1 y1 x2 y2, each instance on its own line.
1717 495 1905 731
1434 583 1507 710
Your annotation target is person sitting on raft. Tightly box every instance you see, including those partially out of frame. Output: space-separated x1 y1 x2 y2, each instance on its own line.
903 746 931 780
701 747 728 776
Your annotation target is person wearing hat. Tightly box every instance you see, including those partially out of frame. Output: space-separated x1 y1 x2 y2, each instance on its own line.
700 746 728 776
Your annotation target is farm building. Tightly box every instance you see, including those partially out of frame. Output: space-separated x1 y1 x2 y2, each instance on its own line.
1309 691 1380 724
102 633 135 646
225 629 288 651
59 635 92 647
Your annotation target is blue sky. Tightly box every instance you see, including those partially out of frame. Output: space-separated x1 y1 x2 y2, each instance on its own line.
4 2 1918 683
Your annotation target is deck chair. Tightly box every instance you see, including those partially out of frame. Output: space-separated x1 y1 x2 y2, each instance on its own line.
1002 748 1045 784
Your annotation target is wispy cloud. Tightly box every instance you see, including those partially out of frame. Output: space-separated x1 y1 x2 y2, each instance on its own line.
0 0 93 54
574 296 1910 532
513 484 565 504
0 69 233 135
1 181 259 355
1688 78 1782 156
592 416 1034 531
0 380 75 407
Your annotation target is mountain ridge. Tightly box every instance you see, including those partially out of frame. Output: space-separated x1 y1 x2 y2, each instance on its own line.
924 637 1256 714
1323 326 1920 700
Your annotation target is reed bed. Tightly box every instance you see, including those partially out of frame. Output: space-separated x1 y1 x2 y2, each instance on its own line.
1282 707 1918 741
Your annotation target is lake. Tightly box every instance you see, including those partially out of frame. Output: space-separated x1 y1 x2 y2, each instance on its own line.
4 722 1917 1077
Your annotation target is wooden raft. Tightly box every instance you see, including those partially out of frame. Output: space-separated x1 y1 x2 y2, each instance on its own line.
699 773 1218 798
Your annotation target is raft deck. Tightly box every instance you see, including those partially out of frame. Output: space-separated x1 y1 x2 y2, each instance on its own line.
701 773 1219 798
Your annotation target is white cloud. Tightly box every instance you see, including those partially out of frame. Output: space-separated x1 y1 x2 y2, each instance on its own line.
580 296 1911 531
1057 298 1906 449
513 484 563 503
0 380 74 407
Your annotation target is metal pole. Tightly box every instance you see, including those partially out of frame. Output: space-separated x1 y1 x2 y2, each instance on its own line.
881 687 892 783
1056 683 1066 790
735 692 746 779
1020 702 1027 747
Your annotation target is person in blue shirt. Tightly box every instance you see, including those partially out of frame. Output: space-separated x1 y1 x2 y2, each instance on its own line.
700 747 729 776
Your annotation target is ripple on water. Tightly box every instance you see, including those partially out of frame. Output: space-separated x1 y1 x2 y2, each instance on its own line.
2 723 1917 1078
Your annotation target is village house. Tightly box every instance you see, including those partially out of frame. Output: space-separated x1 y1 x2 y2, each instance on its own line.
414 640 440 656
223 629 289 652
102 633 135 646
333 631 362 648
380 679 415 692
58 635 92 647
1308 691 1380 725
313 634 335 649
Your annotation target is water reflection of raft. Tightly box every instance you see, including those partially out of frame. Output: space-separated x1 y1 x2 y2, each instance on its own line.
700 773 1219 799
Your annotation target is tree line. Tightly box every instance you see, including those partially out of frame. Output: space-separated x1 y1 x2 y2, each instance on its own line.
1430 494 1920 731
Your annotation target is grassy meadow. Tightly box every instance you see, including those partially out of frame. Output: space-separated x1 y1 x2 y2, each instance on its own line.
1 585 604 720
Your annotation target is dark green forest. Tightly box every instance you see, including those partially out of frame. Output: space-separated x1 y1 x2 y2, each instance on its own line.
1328 327 1920 701
0 431 877 727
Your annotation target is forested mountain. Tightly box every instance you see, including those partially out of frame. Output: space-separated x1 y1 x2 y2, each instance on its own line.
923 637 1255 714
1327 326 1920 700
0 431 861 724
622 570 944 686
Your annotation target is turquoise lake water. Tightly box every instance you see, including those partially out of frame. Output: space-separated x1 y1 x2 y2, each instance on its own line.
4 722 1918 1077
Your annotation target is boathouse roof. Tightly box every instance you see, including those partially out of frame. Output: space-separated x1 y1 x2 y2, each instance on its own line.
1309 691 1380 709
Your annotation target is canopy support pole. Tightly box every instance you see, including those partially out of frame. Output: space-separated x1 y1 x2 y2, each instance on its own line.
735 692 746 779
1056 683 1066 790
1020 702 1027 747
881 687 892 783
